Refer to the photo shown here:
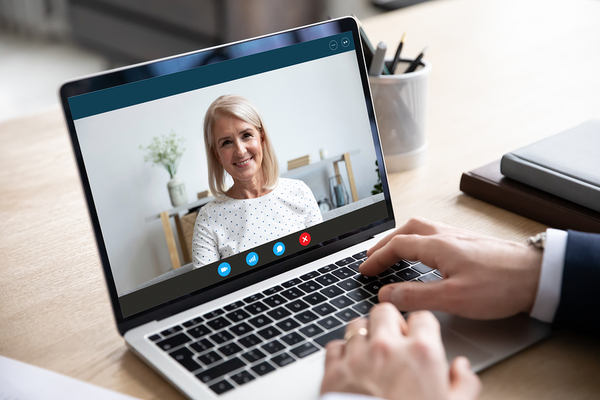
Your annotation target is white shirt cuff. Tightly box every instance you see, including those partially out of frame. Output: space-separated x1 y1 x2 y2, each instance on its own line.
530 228 567 323
320 393 385 400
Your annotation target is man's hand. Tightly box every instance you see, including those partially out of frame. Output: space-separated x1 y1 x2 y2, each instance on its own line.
359 217 543 320
320 304 481 400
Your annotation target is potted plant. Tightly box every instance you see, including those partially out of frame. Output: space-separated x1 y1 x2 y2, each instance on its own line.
140 132 188 207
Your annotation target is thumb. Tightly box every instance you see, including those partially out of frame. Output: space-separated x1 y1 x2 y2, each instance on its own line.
449 357 481 400
378 281 447 312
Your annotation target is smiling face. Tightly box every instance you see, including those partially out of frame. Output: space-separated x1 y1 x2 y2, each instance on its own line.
212 114 264 189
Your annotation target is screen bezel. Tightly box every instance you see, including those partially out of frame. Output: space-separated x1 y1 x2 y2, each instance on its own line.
59 16 395 335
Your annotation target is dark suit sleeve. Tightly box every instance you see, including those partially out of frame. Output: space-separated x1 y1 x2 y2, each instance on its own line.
553 230 600 335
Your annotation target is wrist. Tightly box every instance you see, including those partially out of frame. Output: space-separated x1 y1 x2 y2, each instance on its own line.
523 246 543 314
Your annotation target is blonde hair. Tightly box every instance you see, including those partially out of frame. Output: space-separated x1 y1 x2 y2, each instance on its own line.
203 95 279 199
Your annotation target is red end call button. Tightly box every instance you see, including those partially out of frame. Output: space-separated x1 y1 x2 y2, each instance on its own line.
299 232 311 246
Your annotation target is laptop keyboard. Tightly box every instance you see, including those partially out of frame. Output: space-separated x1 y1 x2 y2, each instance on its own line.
147 252 442 395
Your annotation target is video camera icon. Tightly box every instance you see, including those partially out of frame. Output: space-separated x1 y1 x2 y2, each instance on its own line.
218 262 231 277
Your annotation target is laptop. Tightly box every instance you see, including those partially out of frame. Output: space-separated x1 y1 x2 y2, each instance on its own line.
59 17 551 400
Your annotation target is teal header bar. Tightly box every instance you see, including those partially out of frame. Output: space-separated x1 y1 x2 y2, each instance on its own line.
68 32 355 120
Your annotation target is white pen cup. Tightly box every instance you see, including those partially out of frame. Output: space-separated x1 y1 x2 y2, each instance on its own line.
369 58 431 172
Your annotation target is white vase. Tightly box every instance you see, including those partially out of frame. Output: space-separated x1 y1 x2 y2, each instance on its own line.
167 176 188 207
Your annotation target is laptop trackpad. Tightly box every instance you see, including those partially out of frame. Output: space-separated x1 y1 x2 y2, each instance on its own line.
441 328 493 366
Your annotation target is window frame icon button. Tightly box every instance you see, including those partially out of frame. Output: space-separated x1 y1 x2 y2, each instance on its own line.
246 252 259 267
299 232 311 246
218 262 231 277
329 40 338 51
273 242 285 256
341 37 350 47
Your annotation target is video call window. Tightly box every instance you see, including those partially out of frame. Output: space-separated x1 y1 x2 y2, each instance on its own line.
70 32 386 311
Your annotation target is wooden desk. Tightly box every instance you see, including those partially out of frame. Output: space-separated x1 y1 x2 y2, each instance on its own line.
2 0 600 399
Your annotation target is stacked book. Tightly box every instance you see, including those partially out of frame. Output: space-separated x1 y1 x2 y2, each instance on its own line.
460 120 600 233
287 155 311 171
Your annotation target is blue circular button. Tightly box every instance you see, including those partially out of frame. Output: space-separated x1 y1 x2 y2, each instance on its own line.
218 262 231 277
246 252 259 267
273 242 285 256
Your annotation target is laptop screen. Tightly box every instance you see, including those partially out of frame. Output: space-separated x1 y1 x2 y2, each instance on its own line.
61 18 393 322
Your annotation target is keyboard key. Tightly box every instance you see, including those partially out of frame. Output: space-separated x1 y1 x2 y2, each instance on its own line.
156 333 191 351
347 261 363 272
370 296 380 304
198 351 223 367
276 318 300 332
314 325 346 347
377 268 396 278
355 274 377 284
230 370 256 386
300 271 320 281
148 334 161 342
397 268 420 281
320 285 344 298
262 339 285 354
243 293 264 304
196 357 246 383
242 348 266 363
313 303 337 316
160 326 182 337
182 317 204 328
352 300 374 315
295 310 319 324
332 267 354 280
187 324 212 339
210 331 235 344
335 308 360 322
271 352 295 367
352 251 368 260
224 301 245 312
299 323 324 338
380 275 403 285
245 301 269 315
190 339 214 353
168 347 202 372
238 334 262 349
263 294 288 308
392 260 412 271
337 278 361 291
281 332 304 346
318 264 337 273
330 295 354 309
281 278 303 288
248 315 273 328
315 273 340 286
419 273 442 282
207 316 232 330
229 322 253 336
226 309 251 323
280 287 305 300
218 342 243 357
284 299 309 313
291 342 320 358
263 285 283 295
209 379 234 395
335 257 355 266
317 316 343 330
251 361 276 376
267 306 291 320
412 263 434 274
303 292 327 305
347 288 371 302
363 281 384 295
257 326 282 340
298 281 323 293
433 269 442 277
203 309 224 320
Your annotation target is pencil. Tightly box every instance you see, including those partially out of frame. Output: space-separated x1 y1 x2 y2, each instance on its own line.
390 32 406 75
404 46 427 73
369 42 387 76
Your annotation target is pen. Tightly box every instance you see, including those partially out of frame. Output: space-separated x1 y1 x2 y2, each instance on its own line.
390 32 406 75
369 41 387 76
404 46 427 73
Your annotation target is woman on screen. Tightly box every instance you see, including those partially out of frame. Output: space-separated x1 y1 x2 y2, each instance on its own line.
192 95 323 268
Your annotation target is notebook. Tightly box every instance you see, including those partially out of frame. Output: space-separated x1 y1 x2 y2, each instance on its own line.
59 17 550 400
